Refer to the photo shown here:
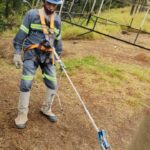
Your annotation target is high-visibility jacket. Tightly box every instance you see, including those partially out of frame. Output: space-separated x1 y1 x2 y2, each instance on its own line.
13 8 62 61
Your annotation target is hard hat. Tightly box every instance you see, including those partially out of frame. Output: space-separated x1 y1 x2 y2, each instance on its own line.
46 0 63 5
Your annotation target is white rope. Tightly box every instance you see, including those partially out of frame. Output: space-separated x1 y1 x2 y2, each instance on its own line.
62 68 99 131
50 70 64 112
54 50 99 132
53 49 114 150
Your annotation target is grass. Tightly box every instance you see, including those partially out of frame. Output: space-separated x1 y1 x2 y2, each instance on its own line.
62 55 150 109
63 55 150 85
126 96 141 108
1 28 18 37
130 67 150 83
99 7 150 32
62 7 150 39
62 22 101 40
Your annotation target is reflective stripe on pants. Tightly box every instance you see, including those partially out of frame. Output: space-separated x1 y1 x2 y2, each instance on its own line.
20 59 57 92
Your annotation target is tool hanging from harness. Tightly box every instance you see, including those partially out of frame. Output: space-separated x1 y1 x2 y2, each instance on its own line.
24 9 55 64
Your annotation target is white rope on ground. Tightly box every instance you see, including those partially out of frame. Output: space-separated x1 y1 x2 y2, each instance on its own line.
50 71 64 112
58 61 113 150
53 49 112 150
50 93 63 112
53 50 99 131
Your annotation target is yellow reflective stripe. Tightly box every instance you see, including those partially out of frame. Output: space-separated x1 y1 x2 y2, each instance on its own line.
20 24 29 34
42 73 56 82
55 34 61 40
22 75 34 81
54 28 60 40
31 24 60 36
31 24 51 32
31 24 43 30
54 28 59 35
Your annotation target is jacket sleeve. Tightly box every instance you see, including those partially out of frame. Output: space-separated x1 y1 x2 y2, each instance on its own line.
13 11 31 54
54 16 63 56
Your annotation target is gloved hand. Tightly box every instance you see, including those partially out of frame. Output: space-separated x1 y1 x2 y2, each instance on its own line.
58 60 66 71
13 54 23 69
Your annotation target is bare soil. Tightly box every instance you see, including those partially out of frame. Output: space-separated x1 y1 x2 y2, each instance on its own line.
0 36 150 150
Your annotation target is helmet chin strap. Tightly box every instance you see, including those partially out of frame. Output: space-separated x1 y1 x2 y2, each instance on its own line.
43 3 54 15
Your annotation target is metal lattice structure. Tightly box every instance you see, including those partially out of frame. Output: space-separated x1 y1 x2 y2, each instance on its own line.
59 0 150 51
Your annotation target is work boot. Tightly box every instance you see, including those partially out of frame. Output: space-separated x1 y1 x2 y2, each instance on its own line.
41 88 57 122
15 91 30 129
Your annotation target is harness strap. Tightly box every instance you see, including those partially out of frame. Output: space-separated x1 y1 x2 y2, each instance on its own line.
39 9 54 34
39 9 49 34
24 44 54 64
24 9 55 64
24 44 52 51
50 15 54 34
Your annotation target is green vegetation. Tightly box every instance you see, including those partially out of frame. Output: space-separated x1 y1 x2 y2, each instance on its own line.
64 55 150 83
100 7 150 32
63 55 150 108
62 22 101 40
62 6 150 40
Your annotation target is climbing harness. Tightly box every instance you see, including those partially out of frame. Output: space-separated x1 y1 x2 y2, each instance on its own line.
24 9 55 64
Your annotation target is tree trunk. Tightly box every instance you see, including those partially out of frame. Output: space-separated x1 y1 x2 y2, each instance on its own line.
5 0 9 18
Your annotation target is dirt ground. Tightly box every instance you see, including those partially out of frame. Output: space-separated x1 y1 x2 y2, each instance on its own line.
0 36 150 150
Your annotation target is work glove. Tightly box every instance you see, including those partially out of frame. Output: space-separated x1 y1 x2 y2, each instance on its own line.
13 54 23 69
58 60 66 71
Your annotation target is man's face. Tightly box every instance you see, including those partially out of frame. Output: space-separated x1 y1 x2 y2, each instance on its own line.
45 2 57 12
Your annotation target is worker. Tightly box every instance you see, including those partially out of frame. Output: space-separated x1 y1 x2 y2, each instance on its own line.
13 0 63 129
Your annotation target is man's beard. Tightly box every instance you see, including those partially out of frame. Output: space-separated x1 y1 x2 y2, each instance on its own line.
43 4 54 15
